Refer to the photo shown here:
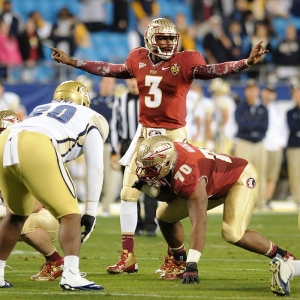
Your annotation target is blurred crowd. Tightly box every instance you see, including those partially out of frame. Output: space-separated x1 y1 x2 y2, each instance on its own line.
0 0 300 84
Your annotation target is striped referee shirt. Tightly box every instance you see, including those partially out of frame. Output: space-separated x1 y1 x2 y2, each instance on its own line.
110 92 139 153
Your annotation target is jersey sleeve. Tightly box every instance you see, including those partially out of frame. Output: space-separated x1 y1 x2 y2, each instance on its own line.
125 48 146 78
180 51 207 82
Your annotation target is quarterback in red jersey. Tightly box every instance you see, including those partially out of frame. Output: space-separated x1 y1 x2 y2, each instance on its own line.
51 18 268 275
134 135 295 294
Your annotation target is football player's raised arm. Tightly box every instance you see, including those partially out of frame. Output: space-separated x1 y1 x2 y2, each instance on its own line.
50 46 132 79
193 59 249 80
194 41 268 80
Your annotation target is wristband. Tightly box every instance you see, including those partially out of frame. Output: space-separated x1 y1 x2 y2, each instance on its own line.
187 249 201 263
245 59 250 67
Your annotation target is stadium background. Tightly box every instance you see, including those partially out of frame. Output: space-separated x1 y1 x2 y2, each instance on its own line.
2 0 297 113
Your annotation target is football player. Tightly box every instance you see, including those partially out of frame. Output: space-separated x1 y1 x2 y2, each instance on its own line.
133 135 295 295
50 18 268 274
0 109 63 283
0 81 109 291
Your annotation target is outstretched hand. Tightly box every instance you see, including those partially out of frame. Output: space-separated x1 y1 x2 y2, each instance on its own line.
50 46 72 65
247 41 269 66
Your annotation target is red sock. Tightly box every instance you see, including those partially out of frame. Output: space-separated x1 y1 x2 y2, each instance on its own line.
170 245 186 262
122 234 134 253
45 251 62 262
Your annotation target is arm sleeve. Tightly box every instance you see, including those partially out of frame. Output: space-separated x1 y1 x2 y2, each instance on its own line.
82 129 104 216
193 59 249 80
75 60 133 79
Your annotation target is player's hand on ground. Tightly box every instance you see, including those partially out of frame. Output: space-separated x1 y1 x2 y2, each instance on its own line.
247 41 269 65
81 214 96 243
132 180 161 198
182 262 200 284
50 47 72 65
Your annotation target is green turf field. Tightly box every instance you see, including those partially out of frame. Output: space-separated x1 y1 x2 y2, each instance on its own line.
1 212 299 299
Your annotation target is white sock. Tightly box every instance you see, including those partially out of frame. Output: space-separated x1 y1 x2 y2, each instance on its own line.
63 256 79 274
120 200 137 233
290 260 300 276
0 260 5 285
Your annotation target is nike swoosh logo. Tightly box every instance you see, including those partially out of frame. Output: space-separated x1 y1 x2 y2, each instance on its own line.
162 66 170 70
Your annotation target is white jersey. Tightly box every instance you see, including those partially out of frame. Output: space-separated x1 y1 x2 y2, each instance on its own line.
4 102 109 211
10 102 109 163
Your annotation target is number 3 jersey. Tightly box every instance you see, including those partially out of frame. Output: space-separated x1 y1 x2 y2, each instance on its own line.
125 48 206 129
9 102 109 163
171 142 248 199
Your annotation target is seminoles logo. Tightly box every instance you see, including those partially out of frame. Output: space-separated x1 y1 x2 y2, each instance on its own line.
142 143 172 162
142 151 169 161
171 63 180 75
246 178 256 189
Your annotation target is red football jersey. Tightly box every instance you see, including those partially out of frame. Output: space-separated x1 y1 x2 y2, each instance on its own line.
125 48 206 129
170 142 248 199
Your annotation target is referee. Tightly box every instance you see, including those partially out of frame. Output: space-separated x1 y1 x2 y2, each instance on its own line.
111 78 158 237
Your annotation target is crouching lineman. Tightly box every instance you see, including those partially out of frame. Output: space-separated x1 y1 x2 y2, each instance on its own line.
0 110 63 284
0 81 109 291
133 135 295 295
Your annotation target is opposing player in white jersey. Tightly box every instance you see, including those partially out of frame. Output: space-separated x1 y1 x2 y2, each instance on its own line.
0 81 109 291
0 109 63 282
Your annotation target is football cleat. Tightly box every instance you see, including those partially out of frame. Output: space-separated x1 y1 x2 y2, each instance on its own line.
0 279 13 288
59 269 104 291
155 254 174 274
270 254 294 297
159 258 186 281
30 258 63 281
106 250 138 274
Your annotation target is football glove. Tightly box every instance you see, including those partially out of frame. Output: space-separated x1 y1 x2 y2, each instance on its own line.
132 180 161 198
81 214 96 244
182 262 200 284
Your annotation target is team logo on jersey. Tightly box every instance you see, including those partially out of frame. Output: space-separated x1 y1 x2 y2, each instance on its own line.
246 178 256 189
170 63 180 75
139 62 147 69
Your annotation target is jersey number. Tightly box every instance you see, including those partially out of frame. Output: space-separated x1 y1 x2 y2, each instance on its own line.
145 75 163 108
30 105 76 124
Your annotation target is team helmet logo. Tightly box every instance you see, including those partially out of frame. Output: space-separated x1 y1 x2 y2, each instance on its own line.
79 86 89 97
246 178 256 189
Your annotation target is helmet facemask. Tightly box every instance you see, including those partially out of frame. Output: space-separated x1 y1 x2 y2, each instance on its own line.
136 135 177 185
144 18 179 61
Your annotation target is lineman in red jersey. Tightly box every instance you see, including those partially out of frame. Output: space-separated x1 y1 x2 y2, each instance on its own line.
134 135 295 291
50 18 268 274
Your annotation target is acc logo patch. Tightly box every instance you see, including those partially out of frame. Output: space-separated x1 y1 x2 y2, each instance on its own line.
246 178 256 189
171 63 180 75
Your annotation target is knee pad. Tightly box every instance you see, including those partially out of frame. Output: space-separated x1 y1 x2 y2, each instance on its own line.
221 222 243 244
21 209 59 241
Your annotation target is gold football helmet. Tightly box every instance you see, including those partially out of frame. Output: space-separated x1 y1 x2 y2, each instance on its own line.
209 78 230 97
144 18 179 60
136 135 177 185
0 109 21 132
53 81 91 107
